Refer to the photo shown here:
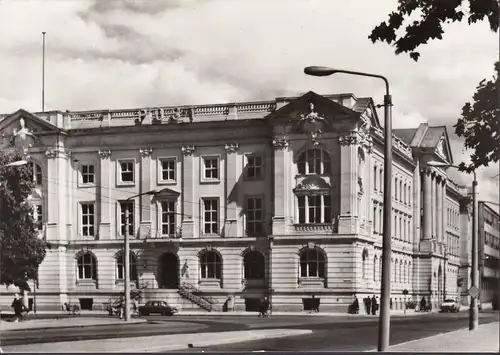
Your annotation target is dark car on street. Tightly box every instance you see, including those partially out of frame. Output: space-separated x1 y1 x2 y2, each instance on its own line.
138 300 178 316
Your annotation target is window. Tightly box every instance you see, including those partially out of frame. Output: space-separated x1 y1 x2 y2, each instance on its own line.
297 195 331 224
81 164 95 185
300 248 326 278
33 204 43 231
116 251 138 281
119 161 134 183
399 180 403 201
373 206 377 233
119 201 134 237
159 158 176 182
203 199 219 234
81 203 95 237
379 170 383 191
77 252 97 280
374 166 377 191
202 156 219 180
245 155 263 180
161 201 176 236
399 261 402 283
199 250 221 279
297 148 330 175
374 256 378 281
243 250 265 279
28 162 42 186
246 197 263 235
395 178 398 201
362 249 368 279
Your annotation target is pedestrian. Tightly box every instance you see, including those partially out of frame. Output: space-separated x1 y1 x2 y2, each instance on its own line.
420 297 427 312
11 293 26 322
352 295 359 314
390 298 393 310
133 299 139 316
119 297 125 319
371 295 377 315
259 297 270 317
312 295 320 313
364 297 371 315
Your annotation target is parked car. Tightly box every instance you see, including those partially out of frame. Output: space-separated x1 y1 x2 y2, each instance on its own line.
138 301 178 316
440 299 461 313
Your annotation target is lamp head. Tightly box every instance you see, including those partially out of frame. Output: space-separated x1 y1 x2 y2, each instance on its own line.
5 160 28 167
427 161 451 168
304 66 338 77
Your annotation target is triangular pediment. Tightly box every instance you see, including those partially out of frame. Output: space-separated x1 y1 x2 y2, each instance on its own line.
266 91 357 125
0 109 62 151
434 132 454 165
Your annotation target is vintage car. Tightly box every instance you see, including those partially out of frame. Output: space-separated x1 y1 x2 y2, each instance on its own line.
138 300 178 316
440 299 461 313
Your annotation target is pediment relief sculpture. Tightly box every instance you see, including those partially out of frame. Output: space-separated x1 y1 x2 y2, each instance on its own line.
298 103 327 145
294 175 331 195
10 118 38 155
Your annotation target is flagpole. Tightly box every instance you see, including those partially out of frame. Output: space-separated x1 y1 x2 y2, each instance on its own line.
42 32 46 112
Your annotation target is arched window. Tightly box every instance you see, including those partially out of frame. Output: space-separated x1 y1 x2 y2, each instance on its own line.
76 252 97 280
297 148 331 175
199 250 222 279
373 255 378 281
243 250 265 280
300 248 326 278
28 162 43 186
116 251 138 281
362 249 368 279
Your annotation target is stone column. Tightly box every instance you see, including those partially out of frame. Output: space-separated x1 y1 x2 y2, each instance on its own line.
45 149 59 241
224 143 239 238
181 145 196 238
98 149 112 240
272 138 288 235
436 176 443 243
431 172 436 239
423 169 432 240
139 148 153 239
441 179 446 243
338 135 358 234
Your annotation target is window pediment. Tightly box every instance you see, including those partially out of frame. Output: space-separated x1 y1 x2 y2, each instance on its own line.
294 176 331 195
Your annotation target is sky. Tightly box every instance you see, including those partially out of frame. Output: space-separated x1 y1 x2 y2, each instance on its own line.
0 0 498 204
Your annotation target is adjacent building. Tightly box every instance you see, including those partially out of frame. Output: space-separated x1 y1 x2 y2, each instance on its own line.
478 201 500 306
0 91 476 313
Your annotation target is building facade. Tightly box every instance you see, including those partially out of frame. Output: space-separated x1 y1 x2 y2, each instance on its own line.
478 201 500 306
0 91 475 313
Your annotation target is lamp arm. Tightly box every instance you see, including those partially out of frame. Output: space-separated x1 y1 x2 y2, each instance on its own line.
334 69 390 96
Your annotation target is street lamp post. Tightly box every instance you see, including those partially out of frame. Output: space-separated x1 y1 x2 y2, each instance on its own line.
304 66 393 351
428 161 479 330
123 188 177 322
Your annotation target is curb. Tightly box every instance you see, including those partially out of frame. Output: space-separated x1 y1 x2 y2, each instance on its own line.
1 318 147 331
132 329 314 352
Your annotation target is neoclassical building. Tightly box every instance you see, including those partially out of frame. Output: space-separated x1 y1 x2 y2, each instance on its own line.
0 91 476 312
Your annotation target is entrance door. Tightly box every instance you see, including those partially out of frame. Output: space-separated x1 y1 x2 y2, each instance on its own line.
158 253 179 289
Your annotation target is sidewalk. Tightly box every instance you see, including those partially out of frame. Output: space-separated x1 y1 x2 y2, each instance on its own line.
0 328 312 353
0 317 146 331
367 322 499 352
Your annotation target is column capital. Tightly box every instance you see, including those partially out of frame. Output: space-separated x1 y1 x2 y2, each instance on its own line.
339 135 358 146
45 148 57 159
98 149 111 159
139 148 153 158
272 138 289 150
181 145 196 156
224 143 239 154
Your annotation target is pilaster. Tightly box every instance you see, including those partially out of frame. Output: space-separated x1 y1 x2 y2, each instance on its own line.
98 149 112 240
431 172 436 239
224 143 239 238
440 178 446 243
139 148 153 238
338 135 358 234
272 137 288 235
181 145 196 238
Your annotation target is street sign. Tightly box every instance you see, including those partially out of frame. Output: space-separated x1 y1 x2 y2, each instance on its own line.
468 285 480 299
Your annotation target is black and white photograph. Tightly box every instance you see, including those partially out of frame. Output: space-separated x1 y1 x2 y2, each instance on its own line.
0 0 499 352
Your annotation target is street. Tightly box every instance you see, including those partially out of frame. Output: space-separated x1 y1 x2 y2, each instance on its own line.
1 311 498 352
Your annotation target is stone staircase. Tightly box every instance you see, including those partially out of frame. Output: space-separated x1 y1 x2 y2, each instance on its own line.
178 282 219 312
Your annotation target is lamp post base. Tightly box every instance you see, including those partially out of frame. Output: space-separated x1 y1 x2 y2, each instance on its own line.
469 306 479 331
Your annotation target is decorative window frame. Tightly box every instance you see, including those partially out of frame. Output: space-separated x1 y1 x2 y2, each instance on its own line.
78 163 97 188
116 159 136 187
200 155 221 184
244 194 265 236
117 200 135 238
75 250 98 288
157 156 178 185
200 197 220 237
294 145 332 176
198 247 223 288
243 153 265 181
79 201 96 239
156 198 181 238
297 245 327 288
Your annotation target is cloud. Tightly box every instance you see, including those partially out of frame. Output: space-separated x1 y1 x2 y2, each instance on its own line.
0 0 498 193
